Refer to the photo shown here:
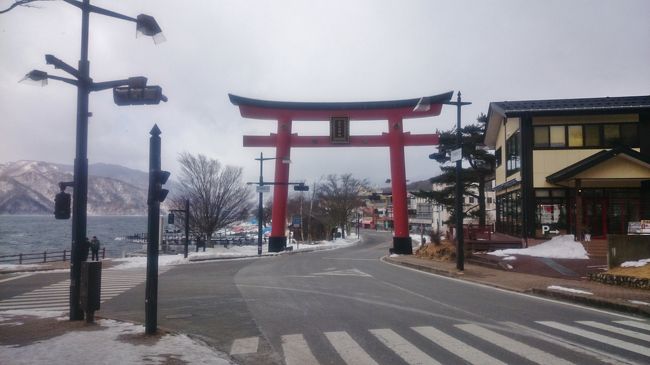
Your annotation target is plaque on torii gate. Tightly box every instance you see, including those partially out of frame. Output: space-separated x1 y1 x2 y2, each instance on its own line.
230 91 453 254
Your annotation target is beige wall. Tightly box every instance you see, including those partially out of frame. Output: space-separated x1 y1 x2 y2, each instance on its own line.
533 149 604 188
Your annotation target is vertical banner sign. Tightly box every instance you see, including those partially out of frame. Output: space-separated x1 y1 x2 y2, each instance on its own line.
330 116 350 144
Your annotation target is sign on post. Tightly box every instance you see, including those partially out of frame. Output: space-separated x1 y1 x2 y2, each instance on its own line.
450 148 462 162
330 116 350 144
256 185 271 193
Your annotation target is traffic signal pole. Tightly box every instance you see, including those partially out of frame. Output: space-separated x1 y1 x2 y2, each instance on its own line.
145 124 169 335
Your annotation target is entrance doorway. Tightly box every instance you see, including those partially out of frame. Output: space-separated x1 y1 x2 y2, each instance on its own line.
583 198 606 238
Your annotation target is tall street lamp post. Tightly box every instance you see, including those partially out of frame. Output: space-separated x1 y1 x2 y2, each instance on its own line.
21 0 165 321
444 92 471 271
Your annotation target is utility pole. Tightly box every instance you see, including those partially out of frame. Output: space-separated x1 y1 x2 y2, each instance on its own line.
445 92 471 271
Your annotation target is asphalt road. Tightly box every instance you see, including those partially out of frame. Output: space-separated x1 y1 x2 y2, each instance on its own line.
3 230 650 365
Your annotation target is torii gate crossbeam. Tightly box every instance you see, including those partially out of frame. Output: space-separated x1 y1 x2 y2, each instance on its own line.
230 91 453 255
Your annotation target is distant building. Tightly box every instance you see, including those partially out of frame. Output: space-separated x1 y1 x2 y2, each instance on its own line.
484 95 650 239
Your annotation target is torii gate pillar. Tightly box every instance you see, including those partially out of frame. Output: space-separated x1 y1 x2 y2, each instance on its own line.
231 91 453 254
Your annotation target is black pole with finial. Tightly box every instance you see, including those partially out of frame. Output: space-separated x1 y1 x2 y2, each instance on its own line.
146 124 162 334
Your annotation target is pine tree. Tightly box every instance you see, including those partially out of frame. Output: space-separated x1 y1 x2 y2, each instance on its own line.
414 114 494 226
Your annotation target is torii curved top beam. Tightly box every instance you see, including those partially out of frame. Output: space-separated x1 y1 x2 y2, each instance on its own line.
229 91 453 120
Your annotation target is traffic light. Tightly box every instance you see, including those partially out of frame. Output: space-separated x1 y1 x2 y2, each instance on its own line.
149 170 170 204
293 184 309 191
113 85 167 106
54 191 71 219
167 213 174 225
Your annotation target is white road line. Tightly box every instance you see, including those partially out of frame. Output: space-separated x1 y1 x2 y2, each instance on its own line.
281 334 319 365
381 258 641 320
615 320 650 332
369 328 441 365
230 336 259 355
457 323 574 365
577 321 650 342
0 273 33 283
324 331 379 365
412 326 506 365
0 299 68 306
538 321 650 357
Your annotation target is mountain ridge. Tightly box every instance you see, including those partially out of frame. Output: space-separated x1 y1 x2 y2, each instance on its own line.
0 160 149 215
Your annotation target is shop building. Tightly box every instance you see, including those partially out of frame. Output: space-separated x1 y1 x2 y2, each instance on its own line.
484 95 650 239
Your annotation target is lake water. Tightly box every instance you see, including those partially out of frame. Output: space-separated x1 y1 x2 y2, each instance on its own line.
0 215 148 258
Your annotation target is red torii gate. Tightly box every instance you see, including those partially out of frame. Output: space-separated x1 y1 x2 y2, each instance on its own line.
230 91 453 254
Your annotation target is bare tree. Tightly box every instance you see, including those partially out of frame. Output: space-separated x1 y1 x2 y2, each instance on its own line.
170 152 254 242
317 174 368 239
1 0 53 14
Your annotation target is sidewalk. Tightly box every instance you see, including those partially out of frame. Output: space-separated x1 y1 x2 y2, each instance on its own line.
384 254 650 317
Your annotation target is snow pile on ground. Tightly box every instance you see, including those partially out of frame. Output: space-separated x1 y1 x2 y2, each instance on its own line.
547 285 593 295
0 310 232 365
488 235 589 259
621 258 650 268
110 235 360 269
0 263 44 271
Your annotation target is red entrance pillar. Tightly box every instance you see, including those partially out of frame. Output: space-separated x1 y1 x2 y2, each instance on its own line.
387 116 412 253
270 118 292 251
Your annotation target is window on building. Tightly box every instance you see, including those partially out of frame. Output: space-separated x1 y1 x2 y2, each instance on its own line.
496 191 522 236
505 131 520 175
533 126 549 147
549 125 566 147
487 197 493 204
584 125 601 147
533 122 638 149
603 124 621 147
567 125 583 147
495 147 502 167
620 123 639 147
468 197 475 204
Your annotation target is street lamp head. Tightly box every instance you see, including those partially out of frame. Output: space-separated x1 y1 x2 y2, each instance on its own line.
136 14 165 44
19 70 48 86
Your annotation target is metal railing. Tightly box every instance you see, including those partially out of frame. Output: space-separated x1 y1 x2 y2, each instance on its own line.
0 248 105 265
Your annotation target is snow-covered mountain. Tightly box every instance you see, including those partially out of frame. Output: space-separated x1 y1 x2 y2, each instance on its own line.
0 161 148 215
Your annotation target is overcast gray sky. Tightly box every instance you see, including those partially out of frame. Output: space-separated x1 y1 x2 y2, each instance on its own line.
1 0 649 187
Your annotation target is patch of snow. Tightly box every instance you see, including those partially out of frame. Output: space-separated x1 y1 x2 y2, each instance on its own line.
547 285 593 295
502 256 517 261
0 263 44 270
628 300 650 306
0 312 232 365
488 235 588 259
389 254 400 257
110 236 361 269
620 258 650 268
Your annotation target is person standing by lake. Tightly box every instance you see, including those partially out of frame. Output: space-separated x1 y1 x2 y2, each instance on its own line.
90 236 100 261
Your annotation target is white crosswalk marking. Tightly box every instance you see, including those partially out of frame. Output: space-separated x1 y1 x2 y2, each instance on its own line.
230 336 259 355
577 321 650 342
369 328 442 365
0 267 168 311
537 321 650 357
615 320 650 332
412 326 506 365
226 321 650 364
456 323 574 365
281 334 319 365
324 331 379 365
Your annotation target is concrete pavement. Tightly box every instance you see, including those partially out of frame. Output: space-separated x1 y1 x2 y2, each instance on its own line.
2 242 649 364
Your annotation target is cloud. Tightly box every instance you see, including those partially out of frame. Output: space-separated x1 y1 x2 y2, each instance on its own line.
1 0 649 186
